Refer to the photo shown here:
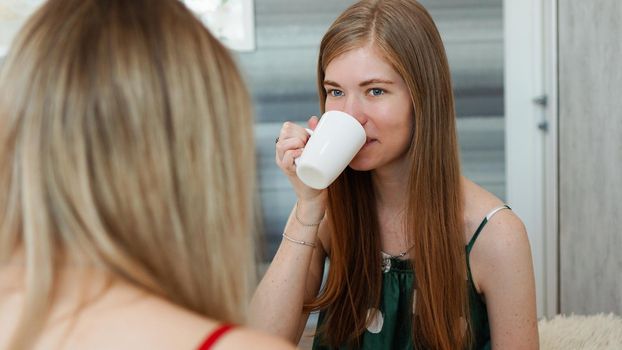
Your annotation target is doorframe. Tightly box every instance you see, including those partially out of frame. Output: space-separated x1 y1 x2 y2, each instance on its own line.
542 0 559 318
504 0 559 318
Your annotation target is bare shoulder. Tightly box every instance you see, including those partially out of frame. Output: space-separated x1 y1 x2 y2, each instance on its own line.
461 179 538 347
461 177 533 293
215 327 296 350
461 176 529 251
138 309 294 350
136 297 294 350
461 177 506 235
470 208 530 265
67 287 294 350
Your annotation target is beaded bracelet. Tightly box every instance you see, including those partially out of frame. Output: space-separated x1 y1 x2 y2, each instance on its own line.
282 233 316 248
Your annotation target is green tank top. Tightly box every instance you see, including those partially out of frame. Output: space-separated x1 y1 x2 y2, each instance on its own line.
312 205 510 350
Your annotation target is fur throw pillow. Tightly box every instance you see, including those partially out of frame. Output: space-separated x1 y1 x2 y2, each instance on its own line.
539 313 622 349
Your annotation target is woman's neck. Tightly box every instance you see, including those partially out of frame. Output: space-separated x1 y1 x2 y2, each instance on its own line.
371 160 410 210
371 161 414 256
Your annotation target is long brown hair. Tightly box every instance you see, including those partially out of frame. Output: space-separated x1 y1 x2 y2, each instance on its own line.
306 1 467 348
0 0 254 348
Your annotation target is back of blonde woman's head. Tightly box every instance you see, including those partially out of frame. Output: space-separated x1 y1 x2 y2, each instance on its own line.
0 0 254 347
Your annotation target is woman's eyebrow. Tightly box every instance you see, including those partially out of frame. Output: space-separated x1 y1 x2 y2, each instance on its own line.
323 79 394 87
323 80 341 87
359 79 394 86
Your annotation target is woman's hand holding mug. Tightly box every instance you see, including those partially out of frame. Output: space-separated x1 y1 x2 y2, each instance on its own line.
276 116 323 203
275 111 366 210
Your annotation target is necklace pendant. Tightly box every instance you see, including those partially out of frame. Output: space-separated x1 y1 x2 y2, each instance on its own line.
382 257 391 273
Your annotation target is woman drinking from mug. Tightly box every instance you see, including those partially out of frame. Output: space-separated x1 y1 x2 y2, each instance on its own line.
0 0 294 349
250 0 538 349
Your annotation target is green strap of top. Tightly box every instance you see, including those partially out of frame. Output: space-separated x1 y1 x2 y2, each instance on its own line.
466 204 511 288
312 205 511 350
466 205 512 255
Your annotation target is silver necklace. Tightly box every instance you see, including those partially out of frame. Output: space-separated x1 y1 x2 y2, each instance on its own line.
380 244 415 273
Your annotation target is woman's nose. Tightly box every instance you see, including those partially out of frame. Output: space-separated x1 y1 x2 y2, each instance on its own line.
342 96 367 125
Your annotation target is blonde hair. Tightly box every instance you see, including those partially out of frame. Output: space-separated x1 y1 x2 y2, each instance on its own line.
307 0 468 348
0 0 255 348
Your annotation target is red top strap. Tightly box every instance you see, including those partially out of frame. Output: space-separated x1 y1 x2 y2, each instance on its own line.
197 324 235 350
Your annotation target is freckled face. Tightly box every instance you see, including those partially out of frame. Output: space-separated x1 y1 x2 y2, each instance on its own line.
323 45 414 172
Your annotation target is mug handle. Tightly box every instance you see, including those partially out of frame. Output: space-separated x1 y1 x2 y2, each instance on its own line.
293 128 314 166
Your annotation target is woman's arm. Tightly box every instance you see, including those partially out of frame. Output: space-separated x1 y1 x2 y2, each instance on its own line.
470 210 539 349
250 118 329 343
249 200 327 343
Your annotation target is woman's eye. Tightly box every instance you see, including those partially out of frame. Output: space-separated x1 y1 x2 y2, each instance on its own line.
369 88 385 96
328 89 344 97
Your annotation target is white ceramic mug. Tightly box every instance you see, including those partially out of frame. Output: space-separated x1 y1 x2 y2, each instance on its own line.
295 110 366 190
